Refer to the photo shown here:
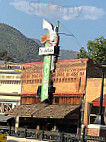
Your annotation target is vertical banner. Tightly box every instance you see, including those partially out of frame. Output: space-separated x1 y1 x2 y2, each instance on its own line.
41 55 51 102
40 19 59 102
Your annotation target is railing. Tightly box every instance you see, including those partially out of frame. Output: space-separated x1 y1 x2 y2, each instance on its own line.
0 126 105 142
84 135 106 142
63 133 80 142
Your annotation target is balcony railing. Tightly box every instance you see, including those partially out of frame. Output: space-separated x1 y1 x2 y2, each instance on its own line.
0 126 105 142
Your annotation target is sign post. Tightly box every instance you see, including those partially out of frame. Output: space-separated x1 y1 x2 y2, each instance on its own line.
38 19 59 102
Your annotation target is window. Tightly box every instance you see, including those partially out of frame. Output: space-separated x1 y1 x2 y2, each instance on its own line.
59 78 61 82
68 78 70 82
55 97 59 104
89 114 97 124
62 78 64 82
89 106 106 124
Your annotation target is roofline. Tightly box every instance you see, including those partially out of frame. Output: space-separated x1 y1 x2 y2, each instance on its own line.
54 92 84 97
92 94 106 107
23 61 43 65
92 94 106 102
93 102 106 107
0 93 20 96
21 92 84 97
23 58 89 65
58 58 89 63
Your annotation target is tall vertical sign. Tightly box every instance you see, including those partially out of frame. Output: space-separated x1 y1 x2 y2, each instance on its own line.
41 55 51 101
39 19 59 102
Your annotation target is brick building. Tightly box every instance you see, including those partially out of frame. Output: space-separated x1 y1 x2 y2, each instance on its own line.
84 78 106 126
84 77 106 138
7 58 106 134
21 58 101 104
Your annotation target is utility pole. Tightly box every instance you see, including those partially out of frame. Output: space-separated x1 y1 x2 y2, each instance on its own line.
95 64 106 125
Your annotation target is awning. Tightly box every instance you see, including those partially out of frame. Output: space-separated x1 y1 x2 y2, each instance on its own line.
92 94 106 107
6 104 80 119
0 116 14 122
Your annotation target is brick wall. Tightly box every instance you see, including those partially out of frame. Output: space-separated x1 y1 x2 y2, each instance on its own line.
84 78 106 126
21 58 105 107
21 59 89 97
86 78 106 102
21 62 43 95
87 124 106 137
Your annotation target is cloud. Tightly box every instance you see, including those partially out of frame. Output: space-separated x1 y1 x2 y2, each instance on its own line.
10 0 105 20
79 6 105 20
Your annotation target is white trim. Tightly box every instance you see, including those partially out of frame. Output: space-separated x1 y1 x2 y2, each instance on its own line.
88 124 106 130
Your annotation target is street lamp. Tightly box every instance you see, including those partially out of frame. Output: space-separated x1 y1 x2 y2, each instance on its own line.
95 63 106 125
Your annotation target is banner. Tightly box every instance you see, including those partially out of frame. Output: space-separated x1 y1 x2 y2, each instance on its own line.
40 19 59 102
41 55 51 102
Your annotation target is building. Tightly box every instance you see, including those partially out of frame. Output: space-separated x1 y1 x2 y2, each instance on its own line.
84 78 106 126
21 58 95 103
7 58 106 134
21 58 102 105
0 62 21 114
83 77 106 137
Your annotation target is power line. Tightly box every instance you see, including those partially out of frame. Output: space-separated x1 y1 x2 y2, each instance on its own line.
58 33 74 37
59 20 75 37
59 20 82 50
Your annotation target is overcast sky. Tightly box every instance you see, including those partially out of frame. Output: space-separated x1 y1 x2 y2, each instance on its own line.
0 0 106 51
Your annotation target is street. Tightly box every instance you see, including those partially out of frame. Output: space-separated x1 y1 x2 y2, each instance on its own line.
7 136 47 142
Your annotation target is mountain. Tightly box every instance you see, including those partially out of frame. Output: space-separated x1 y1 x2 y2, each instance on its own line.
0 23 78 63
59 50 78 60
0 23 42 63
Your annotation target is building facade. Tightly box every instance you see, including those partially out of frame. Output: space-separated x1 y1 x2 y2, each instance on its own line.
21 58 102 104
0 63 21 114
6 58 106 135
7 58 105 133
84 78 106 126
21 58 89 104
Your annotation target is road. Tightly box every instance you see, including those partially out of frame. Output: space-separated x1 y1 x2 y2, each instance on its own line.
7 136 47 142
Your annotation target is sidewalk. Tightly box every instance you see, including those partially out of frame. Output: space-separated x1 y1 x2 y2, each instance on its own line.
7 136 48 142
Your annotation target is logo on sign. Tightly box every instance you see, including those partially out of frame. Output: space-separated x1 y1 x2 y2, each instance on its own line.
39 46 54 55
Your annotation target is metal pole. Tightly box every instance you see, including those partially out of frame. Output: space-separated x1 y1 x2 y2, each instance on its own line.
57 21 59 32
95 67 105 125
99 68 104 116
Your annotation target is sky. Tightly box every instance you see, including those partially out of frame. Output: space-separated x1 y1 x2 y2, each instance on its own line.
0 0 106 51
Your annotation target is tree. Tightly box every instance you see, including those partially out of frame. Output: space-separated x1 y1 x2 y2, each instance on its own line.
77 47 89 59
0 51 14 62
77 36 106 64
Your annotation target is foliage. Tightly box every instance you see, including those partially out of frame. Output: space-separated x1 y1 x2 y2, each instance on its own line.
0 23 42 63
0 50 14 62
0 23 78 63
77 36 106 64
77 47 88 59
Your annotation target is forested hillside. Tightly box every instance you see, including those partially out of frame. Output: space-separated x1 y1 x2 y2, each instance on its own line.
0 23 78 63
0 23 42 63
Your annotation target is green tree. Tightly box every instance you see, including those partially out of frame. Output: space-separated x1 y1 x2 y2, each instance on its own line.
0 51 14 62
77 36 106 64
77 47 88 59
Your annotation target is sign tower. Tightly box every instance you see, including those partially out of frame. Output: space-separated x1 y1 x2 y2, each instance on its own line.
38 19 59 102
